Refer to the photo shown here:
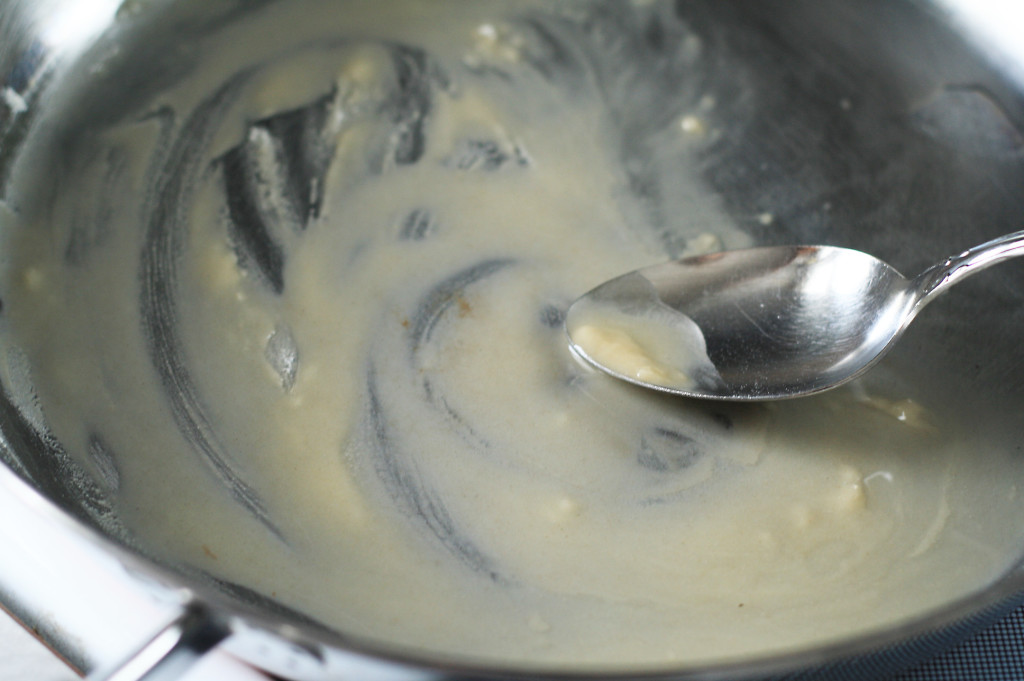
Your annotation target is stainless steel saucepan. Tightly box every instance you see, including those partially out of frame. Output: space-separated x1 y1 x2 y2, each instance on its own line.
2 1 1024 679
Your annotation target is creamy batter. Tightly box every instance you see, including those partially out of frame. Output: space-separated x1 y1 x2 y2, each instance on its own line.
571 317 700 386
1 0 1023 672
566 277 720 391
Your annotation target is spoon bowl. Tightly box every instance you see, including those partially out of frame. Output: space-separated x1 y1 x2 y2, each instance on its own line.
566 230 1024 400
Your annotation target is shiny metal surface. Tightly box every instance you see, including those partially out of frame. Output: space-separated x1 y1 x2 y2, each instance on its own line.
0 1 1023 681
567 230 1024 400
0 459 209 678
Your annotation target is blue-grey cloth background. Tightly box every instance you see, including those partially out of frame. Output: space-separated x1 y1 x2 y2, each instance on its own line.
890 603 1024 680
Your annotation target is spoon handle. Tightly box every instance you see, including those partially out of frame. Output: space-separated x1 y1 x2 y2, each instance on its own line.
912 229 1024 310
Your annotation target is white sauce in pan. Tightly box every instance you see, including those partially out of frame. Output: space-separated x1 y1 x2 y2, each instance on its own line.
2 0 1023 670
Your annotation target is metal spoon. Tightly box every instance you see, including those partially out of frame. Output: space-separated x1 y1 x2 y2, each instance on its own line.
565 230 1024 401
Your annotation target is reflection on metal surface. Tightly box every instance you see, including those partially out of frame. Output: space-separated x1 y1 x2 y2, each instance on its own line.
87 605 229 681
39 0 120 53
936 0 1024 87
0 461 196 676
912 86 1024 157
